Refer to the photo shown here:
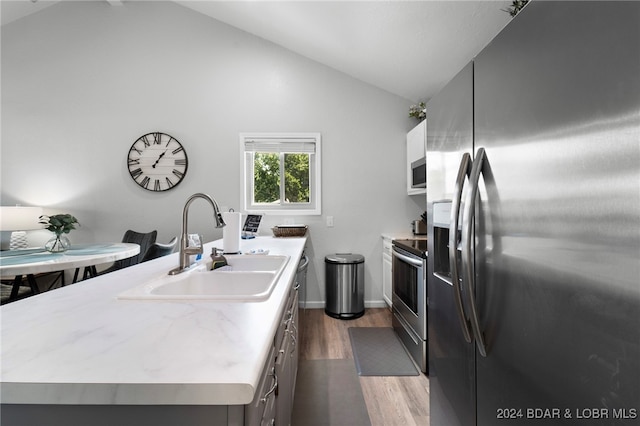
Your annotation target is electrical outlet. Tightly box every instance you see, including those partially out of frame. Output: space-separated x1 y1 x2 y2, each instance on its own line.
326 216 334 227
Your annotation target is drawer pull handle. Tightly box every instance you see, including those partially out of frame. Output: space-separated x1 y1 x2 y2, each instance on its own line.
261 368 278 403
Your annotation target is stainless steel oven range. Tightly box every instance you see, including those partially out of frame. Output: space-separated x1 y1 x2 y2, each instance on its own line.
391 239 428 373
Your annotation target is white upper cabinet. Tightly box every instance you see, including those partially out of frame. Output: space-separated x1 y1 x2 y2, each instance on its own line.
406 120 426 195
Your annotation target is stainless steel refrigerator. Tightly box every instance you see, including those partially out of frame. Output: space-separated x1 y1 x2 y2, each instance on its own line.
426 2 640 425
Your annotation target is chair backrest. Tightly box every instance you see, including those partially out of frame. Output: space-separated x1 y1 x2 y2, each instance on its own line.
141 237 177 262
115 230 157 269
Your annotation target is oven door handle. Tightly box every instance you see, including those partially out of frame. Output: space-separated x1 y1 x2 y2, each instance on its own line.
462 147 488 357
392 248 423 268
450 152 473 344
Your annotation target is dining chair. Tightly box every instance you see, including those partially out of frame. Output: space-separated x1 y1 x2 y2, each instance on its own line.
98 229 157 275
1 270 65 304
141 237 178 262
1 281 31 304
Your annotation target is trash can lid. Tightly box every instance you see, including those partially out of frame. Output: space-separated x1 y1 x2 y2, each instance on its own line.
325 253 364 264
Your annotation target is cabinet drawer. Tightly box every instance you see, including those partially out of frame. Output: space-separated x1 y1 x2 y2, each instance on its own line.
245 346 276 426
274 285 297 350
261 382 277 426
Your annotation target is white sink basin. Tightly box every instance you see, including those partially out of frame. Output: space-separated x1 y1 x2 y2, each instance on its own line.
118 255 290 302
222 255 288 272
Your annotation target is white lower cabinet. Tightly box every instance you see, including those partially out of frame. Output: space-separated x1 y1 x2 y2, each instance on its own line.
382 236 393 307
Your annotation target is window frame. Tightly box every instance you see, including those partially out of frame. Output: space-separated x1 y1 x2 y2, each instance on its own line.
240 132 321 216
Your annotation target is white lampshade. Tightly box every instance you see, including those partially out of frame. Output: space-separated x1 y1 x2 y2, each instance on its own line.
0 206 44 250
0 206 44 231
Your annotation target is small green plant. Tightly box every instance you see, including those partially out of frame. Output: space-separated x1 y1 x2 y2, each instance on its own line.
409 102 426 121
502 0 529 17
39 214 79 236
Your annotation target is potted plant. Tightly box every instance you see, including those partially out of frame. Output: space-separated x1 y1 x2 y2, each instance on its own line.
39 214 79 253
409 102 426 121
502 0 529 17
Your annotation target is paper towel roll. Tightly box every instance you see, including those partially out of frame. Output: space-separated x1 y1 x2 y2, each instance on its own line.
222 212 241 254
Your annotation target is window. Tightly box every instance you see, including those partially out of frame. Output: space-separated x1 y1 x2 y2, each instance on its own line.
240 133 321 215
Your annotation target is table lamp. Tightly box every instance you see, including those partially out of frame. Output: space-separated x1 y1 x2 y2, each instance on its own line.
0 206 44 250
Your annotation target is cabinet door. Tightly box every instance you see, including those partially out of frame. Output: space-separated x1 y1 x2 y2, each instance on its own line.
275 329 292 426
407 120 426 195
382 253 392 307
289 292 299 402
246 348 277 426
261 382 277 426
382 238 393 307
275 291 299 426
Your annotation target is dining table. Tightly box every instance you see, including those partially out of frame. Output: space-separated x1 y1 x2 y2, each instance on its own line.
0 243 140 301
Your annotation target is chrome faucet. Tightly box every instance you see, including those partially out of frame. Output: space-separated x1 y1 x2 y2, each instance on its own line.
169 193 225 275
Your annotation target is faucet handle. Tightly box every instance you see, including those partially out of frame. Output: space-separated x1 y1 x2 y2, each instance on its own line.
185 234 203 255
187 234 203 248
183 245 203 255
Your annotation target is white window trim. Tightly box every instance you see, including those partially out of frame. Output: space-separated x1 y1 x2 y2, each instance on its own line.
240 132 322 216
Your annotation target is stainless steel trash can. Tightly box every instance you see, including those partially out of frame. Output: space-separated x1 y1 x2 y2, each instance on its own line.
325 253 365 319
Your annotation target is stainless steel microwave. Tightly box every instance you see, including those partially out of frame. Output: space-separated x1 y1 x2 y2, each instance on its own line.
411 157 426 188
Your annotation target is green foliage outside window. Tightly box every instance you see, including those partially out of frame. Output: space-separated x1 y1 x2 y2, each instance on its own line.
254 153 310 204
254 153 279 203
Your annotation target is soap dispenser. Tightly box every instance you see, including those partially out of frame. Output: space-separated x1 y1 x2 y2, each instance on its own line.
210 247 228 270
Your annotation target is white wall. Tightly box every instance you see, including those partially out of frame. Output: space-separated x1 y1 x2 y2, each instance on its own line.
1 1 426 306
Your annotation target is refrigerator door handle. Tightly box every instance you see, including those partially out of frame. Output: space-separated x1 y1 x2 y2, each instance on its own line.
450 152 473 343
462 147 488 357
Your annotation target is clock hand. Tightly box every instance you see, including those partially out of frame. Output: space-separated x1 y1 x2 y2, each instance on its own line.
152 150 167 168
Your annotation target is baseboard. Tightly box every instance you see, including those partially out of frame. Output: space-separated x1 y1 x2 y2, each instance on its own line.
298 300 389 309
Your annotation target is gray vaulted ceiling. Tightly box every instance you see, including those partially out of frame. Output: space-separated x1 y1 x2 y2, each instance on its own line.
1 0 513 101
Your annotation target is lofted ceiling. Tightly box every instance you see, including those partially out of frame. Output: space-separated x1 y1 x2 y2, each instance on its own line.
1 0 512 101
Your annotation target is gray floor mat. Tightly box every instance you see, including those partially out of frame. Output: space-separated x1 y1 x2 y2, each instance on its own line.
349 327 419 376
292 359 371 426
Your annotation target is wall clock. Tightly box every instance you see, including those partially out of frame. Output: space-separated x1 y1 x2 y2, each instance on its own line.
127 132 188 192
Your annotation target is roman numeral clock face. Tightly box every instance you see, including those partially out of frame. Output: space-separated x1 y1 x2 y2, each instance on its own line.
127 132 188 192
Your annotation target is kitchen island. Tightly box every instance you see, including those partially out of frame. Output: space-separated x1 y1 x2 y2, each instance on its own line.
0 236 306 426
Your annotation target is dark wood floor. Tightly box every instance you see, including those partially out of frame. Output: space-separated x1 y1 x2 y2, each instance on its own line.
297 307 430 426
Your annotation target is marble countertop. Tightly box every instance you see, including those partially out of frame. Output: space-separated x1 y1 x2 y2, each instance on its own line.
0 236 306 406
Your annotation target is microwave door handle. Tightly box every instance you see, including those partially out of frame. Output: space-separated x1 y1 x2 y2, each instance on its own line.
392 248 423 268
462 148 488 357
450 152 473 344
